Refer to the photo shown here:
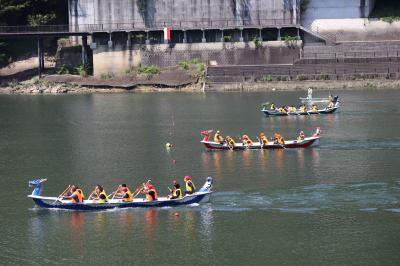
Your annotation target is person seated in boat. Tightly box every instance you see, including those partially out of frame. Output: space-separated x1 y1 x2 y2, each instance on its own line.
297 131 305 142
113 184 133 202
278 106 287 113
274 133 285 145
214 130 224 144
93 185 109 203
225 136 236 150
168 180 183 199
259 133 269 146
289 105 296 112
299 105 307 113
62 185 84 203
142 181 158 201
242 135 253 147
184 175 196 195
311 104 318 112
270 102 276 110
327 100 335 109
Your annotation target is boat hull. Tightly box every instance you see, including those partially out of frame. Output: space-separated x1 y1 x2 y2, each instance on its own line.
29 192 211 210
261 106 338 116
201 137 319 150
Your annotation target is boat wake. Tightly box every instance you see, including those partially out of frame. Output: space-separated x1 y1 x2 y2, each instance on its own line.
211 181 400 213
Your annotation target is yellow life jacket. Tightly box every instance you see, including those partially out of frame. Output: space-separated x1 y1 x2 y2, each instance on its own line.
172 188 183 199
122 190 133 202
98 190 108 203
185 180 196 194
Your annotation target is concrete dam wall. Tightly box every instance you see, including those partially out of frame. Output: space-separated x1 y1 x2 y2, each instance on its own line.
69 0 299 29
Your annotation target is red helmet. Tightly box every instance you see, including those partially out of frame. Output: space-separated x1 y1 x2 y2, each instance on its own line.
184 176 192 181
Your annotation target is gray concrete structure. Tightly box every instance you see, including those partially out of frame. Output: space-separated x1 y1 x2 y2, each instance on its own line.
69 0 299 31
302 0 376 26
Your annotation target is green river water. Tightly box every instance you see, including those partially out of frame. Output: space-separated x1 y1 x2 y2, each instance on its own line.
0 90 399 265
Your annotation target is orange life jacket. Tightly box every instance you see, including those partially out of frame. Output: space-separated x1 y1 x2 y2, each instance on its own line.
71 190 83 203
146 189 158 201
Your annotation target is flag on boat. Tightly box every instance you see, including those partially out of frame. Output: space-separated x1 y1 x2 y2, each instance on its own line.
163 27 171 42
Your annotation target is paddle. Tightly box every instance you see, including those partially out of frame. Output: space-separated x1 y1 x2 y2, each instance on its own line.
87 190 97 200
53 185 71 203
111 185 122 200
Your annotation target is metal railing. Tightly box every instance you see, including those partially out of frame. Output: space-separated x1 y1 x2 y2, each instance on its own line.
0 18 296 35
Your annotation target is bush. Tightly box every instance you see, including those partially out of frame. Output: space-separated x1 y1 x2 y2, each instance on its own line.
262 75 273 82
223 36 232 42
100 73 113 80
76 65 87 77
57 64 72 75
137 65 160 75
319 73 330 80
178 60 190 70
252 37 262 48
297 75 308 81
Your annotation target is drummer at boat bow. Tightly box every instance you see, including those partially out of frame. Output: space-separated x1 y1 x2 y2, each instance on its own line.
113 184 133 202
297 131 305 142
184 176 196 195
168 180 183 199
214 130 224 144
62 185 84 203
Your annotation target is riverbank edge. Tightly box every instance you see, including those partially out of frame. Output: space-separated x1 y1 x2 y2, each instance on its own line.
1 79 400 94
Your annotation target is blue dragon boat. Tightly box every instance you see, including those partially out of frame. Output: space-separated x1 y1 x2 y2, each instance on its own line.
28 177 213 210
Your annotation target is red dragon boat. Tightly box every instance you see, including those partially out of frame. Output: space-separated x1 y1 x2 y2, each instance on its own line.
201 128 321 150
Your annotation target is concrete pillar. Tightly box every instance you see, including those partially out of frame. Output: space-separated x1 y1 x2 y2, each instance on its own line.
182 30 187 43
259 28 263 41
127 32 132 47
220 29 224 42
145 31 150 45
277 27 281 41
202 29 206 43
239 29 244 42
81 35 88 71
108 32 113 48
37 38 43 78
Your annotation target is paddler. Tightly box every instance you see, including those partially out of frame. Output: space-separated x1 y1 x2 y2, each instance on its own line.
225 135 236 150
278 106 287 113
62 185 84 203
297 131 305 142
259 132 269 146
311 104 318 112
142 180 158 201
113 184 133 202
92 185 109 203
274 133 285 145
299 105 307 112
327 100 335 108
214 130 224 144
184 175 196 195
242 134 253 147
168 180 183 199
270 102 276 110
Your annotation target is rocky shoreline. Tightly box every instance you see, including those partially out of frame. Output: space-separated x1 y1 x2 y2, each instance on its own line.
1 76 400 94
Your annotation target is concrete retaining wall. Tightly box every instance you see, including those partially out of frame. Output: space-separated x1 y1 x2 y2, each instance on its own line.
92 41 301 76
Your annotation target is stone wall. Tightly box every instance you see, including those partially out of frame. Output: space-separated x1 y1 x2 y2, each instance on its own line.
92 41 301 76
